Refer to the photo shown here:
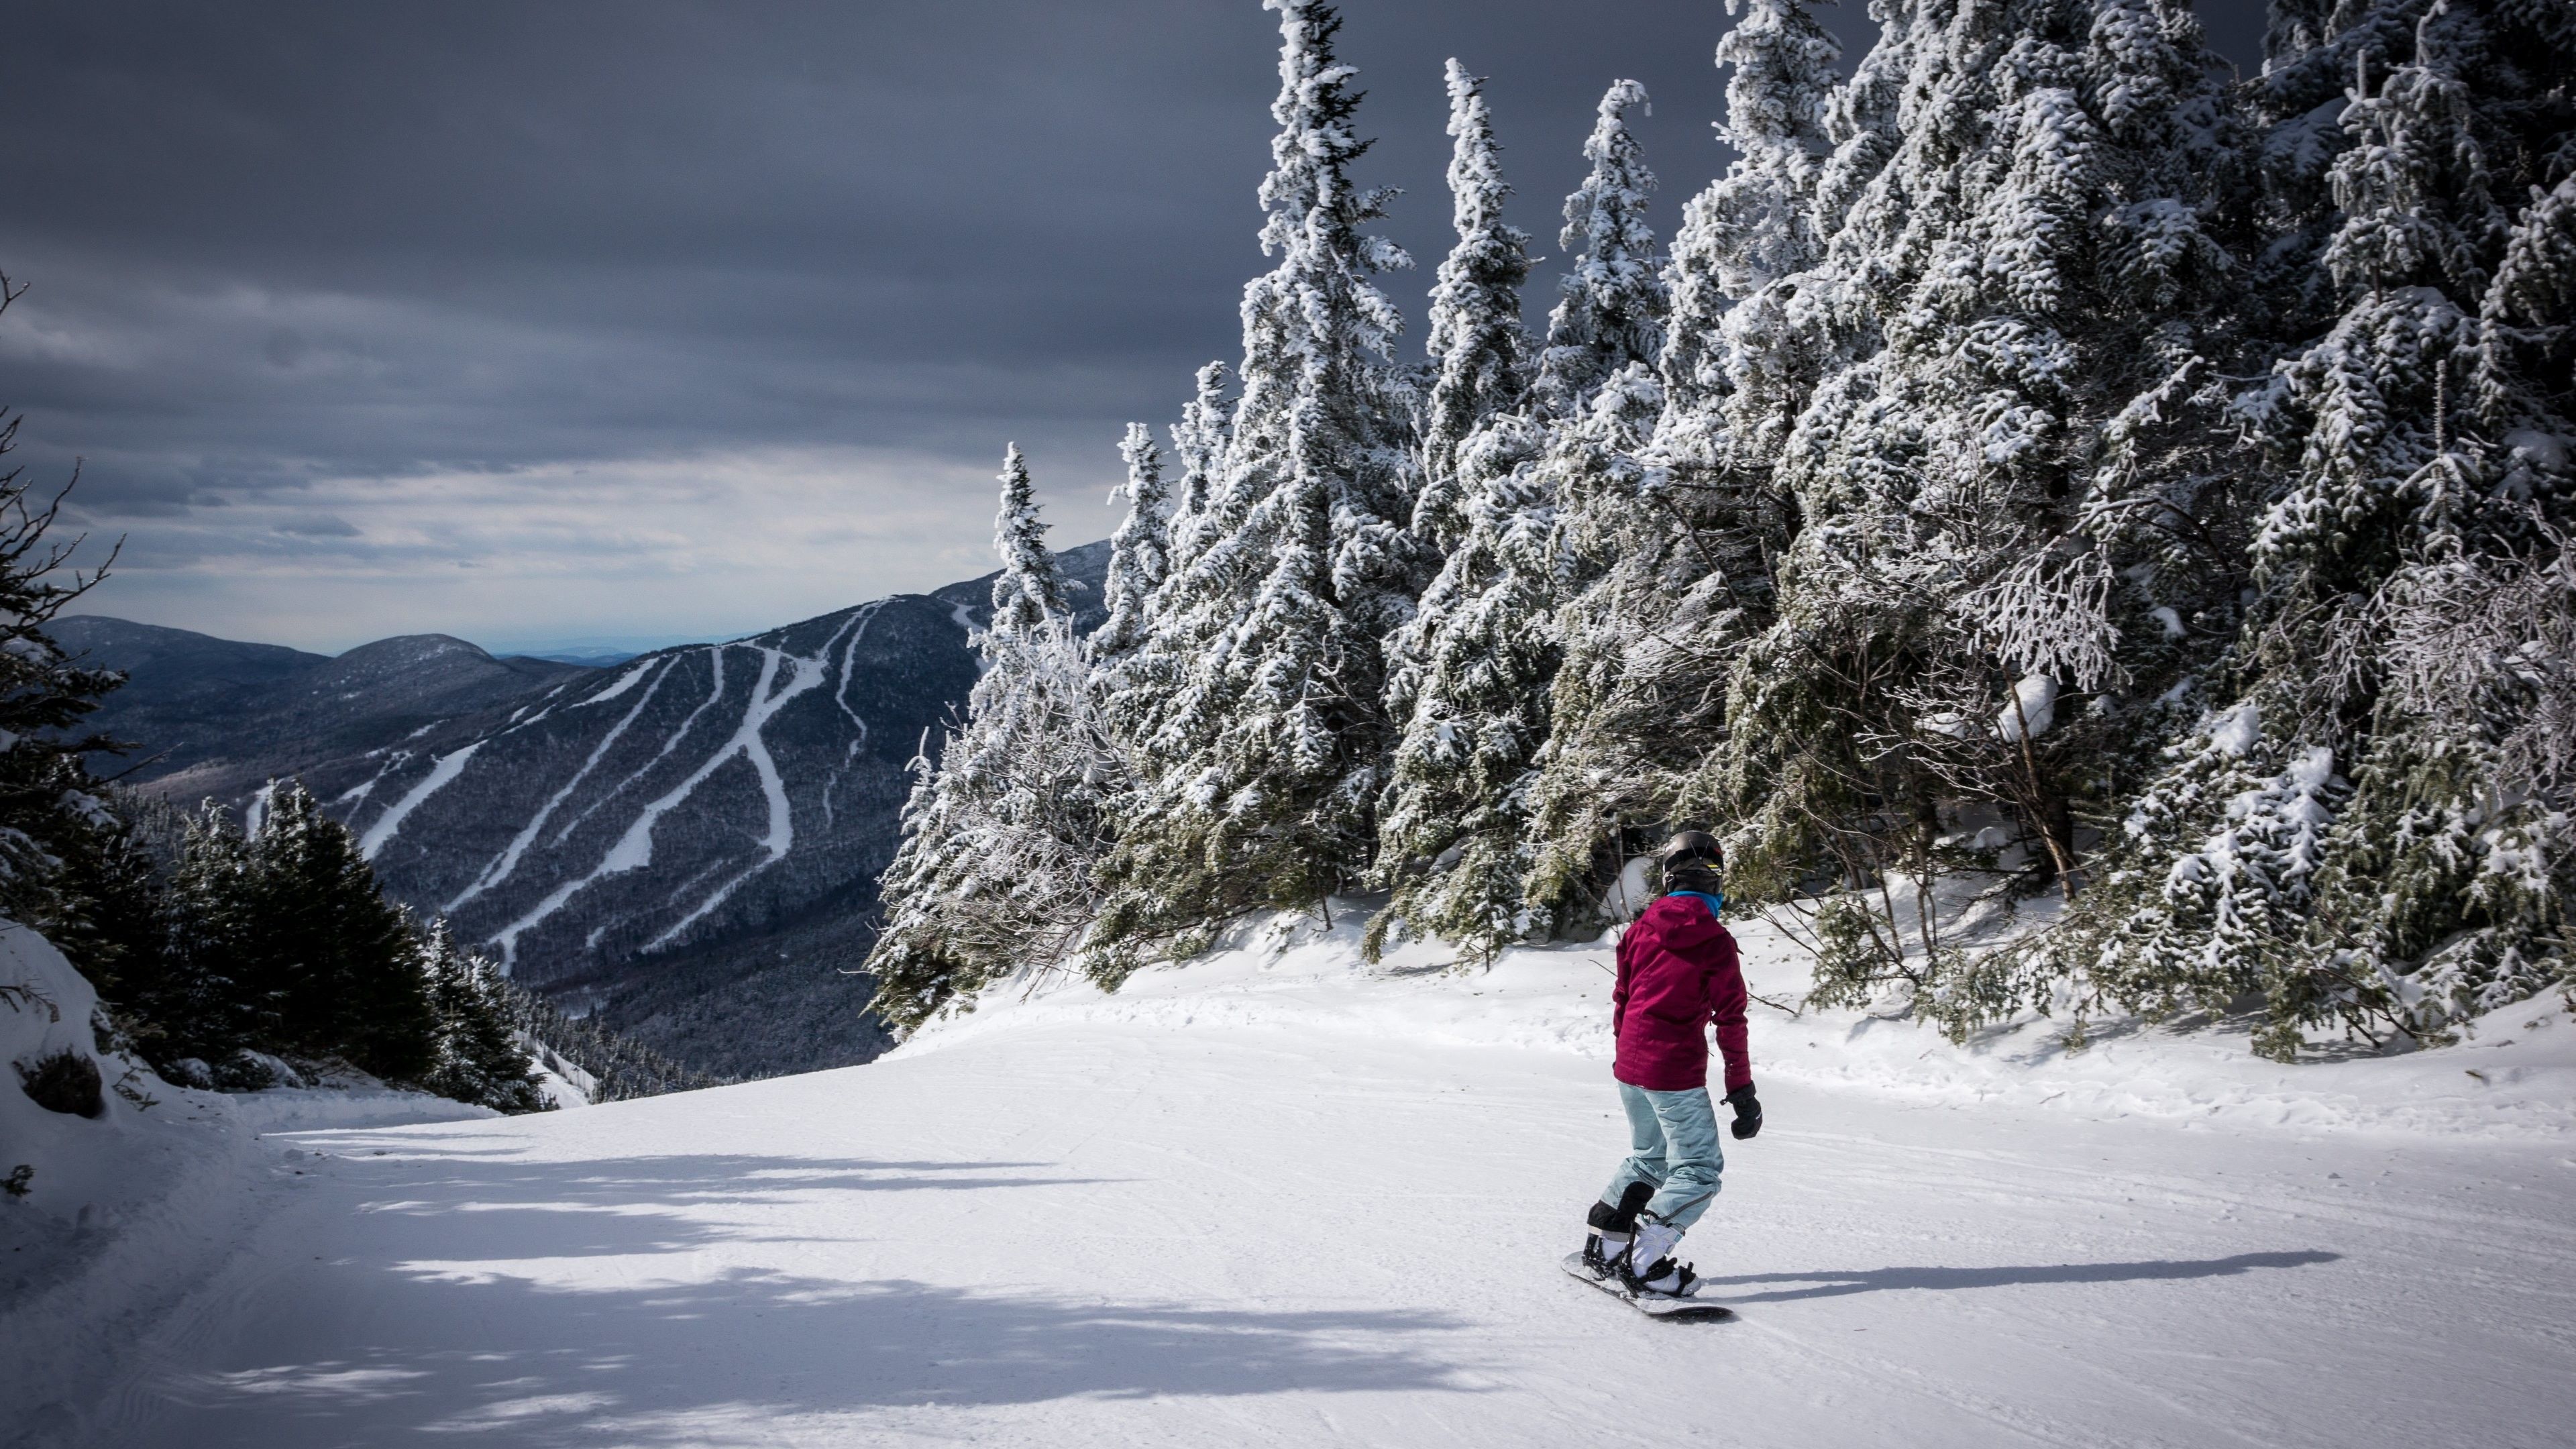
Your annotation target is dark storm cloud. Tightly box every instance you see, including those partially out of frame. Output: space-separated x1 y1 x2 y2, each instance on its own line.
0 0 2269 649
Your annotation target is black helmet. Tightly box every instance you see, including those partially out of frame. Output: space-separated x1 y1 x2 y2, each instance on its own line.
1657 830 1723 871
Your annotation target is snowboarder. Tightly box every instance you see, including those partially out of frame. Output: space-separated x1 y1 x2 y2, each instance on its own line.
1578 830 1760 1300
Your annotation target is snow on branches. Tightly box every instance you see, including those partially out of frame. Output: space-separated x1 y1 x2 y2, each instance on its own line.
871 0 2575 1061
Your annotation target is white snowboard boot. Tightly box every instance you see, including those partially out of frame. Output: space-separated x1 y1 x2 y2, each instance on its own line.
1622 1219 1701 1298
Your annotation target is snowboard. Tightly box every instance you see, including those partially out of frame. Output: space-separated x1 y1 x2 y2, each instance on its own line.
1560 1252 1738 1321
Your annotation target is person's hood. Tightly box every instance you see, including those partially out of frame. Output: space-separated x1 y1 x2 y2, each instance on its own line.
1643 891 1727 948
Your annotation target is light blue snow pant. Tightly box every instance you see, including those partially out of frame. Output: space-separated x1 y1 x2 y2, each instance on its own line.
1602 1082 1725 1230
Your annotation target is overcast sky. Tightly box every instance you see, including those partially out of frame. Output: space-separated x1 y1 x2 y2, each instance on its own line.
0 1 2267 655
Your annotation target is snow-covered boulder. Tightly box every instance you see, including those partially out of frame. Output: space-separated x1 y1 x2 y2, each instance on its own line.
0 920 176 1215
1 919 500 1440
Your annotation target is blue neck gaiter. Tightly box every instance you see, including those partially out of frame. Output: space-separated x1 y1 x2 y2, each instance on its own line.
1670 890 1725 921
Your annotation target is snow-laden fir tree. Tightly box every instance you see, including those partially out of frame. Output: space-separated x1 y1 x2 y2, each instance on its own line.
1368 59 1548 960
1163 362 1234 586
1093 0 1419 963
1093 423 1177 757
1662 0 1839 421
1442 75 1670 932
418 918 545 1114
1108 367 1236 756
2068 0 2576 1058
1530 79 1668 419
1693 0 2250 1030
1090 423 1171 676
1409 59 1532 553
1378 60 1707 952
1521 4 1832 926
866 450 1126 1028
989 443 1068 635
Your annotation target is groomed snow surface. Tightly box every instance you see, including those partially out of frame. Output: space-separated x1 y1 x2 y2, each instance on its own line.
11 910 2576 1447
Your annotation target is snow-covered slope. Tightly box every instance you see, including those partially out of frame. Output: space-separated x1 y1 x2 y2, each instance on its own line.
915 907 2576 1140
42 913 2575 1448
0 923 486 1448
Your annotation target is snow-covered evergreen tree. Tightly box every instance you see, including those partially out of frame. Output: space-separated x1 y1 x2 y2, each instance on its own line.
1531 79 1668 419
1689 0 2252 1023
1094 0 1419 963
1368 58 1549 960
989 443 1069 637
418 919 545 1114
1663 0 1839 420
1431 73 1672 935
1163 362 1234 582
1091 423 1171 674
1521 4 1832 927
2131 0 2574 1057
867 451 1126 1028
1411 59 1532 553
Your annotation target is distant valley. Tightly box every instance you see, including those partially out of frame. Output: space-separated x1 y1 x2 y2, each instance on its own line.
54 541 1110 1078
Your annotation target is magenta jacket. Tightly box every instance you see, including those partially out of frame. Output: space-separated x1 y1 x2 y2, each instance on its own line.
1612 893 1752 1093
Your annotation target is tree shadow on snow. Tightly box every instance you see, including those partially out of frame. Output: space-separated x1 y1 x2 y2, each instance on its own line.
278 1143 1132 1263
123 1138 1487 1445
1701 1249 2341 1304
140 1269 1485 1445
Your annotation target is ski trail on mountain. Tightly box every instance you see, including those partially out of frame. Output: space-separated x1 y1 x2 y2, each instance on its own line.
495 645 826 960
831 601 885 756
492 651 730 964
445 659 676 914
811 602 891 832
356 743 481 862
567 660 655 710
548 648 729 849
644 645 829 947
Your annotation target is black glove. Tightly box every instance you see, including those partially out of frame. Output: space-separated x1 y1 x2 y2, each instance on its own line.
1723 1086 1762 1140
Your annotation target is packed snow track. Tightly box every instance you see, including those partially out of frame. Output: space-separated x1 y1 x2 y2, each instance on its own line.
49 953 2576 1448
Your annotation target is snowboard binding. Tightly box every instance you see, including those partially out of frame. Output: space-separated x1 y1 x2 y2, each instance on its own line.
1581 1182 1656 1277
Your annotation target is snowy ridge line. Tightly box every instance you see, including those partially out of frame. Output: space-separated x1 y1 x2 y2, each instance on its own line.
445 658 676 914
356 742 482 862
894 908 2576 1142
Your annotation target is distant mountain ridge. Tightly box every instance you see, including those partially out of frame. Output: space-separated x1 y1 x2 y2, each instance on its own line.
52 617 594 796
53 540 1111 1078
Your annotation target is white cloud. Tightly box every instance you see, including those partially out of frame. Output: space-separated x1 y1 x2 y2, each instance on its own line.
66 446 1116 654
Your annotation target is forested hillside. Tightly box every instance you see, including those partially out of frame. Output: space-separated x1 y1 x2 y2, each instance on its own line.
49 544 1110 1078
873 0 2576 1061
